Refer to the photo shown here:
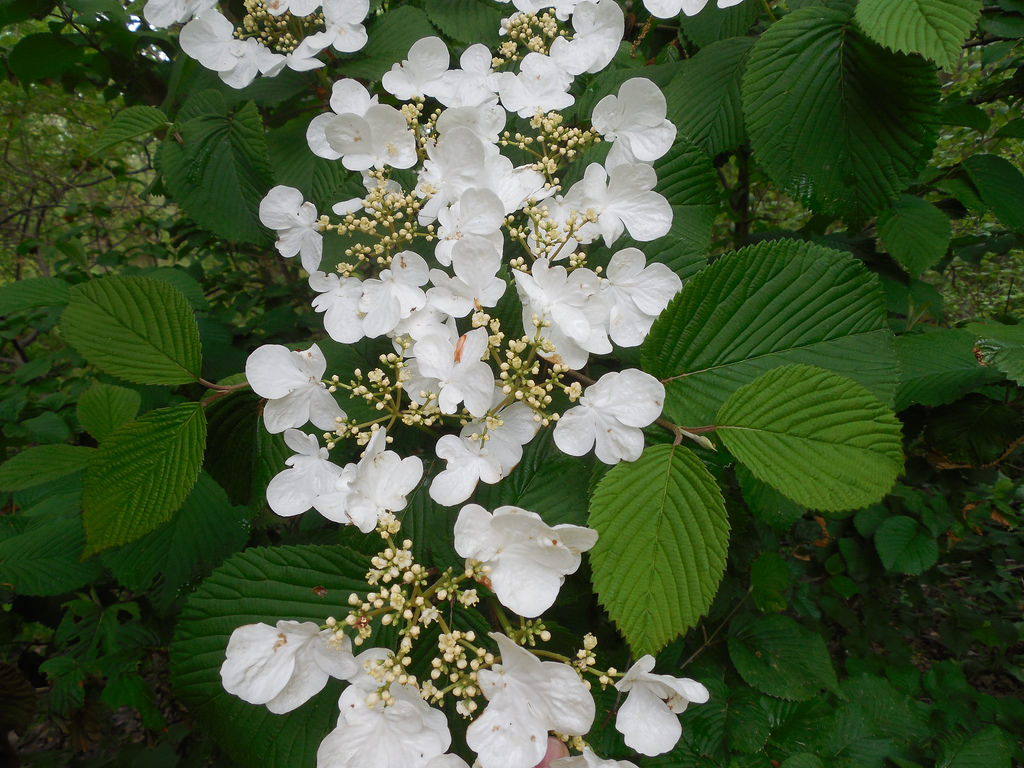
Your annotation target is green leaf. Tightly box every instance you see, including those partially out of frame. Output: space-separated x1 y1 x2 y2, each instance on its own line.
896 329 1000 409
424 0 504 46
8 33 84 83
0 663 36 732
751 552 790 613
839 674 929 744
968 322 1024 384
962 154 1024 234
924 395 1020 465
21 412 71 444
0 277 71 315
266 117 356 214
76 383 142 442
82 402 207 555
60 275 202 385
589 444 729 656
781 756 825 768
716 365 904 512
663 37 753 156
0 445 94 492
742 4 940 222
340 6 437 82
878 194 952 276
642 239 897 427
170 545 370 766
736 464 807 531
0 513 104 596
686 678 772 758
678 0 763 46
92 105 168 154
937 726 1011 768
855 0 982 70
102 473 250 611
158 95 273 244
874 515 938 574
728 613 839 701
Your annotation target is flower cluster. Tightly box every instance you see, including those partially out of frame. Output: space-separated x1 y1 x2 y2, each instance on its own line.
163 0 732 764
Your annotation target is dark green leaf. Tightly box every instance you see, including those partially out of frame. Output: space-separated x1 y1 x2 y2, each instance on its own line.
60 275 202 385
874 515 939 574
728 613 839 701
93 105 168 154
158 95 274 244
0 277 71 315
878 194 951 276
0 445 94 492
170 545 370 766
895 329 1001 410
76 383 142 442
742 4 940 222
0 513 103 596
340 6 437 82
855 0 982 69
83 402 207 554
642 239 897 427
963 154 1024 233
8 33 84 83
968 321 1024 384
424 0 504 46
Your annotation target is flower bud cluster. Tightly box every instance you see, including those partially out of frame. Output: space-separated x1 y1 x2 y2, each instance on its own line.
495 10 563 62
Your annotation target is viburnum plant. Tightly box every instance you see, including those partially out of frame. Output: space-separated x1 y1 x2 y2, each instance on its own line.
130 0 910 766
174 1 716 764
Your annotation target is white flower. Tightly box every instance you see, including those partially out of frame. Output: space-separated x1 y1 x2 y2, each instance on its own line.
602 247 681 346
266 430 345 517
293 0 368 53
143 0 214 27
220 620 358 714
553 369 664 463
643 0 745 17
358 251 430 337
549 0 624 76
315 429 423 531
259 185 323 274
434 44 500 108
323 103 418 171
427 236 507 317
318 682 451 768
467 633 594 768
407 328 496 418
613 655 709 756
514 258 610 370
454 504 597 617
434 188 505 267
429 402 539 506
495 52 574 118
591 78 676 170
245 343 345 433
310 272 366 344
179 10 284 88
551 747 639 768
381 36 451 100
306 79 378 160
561 162 672 246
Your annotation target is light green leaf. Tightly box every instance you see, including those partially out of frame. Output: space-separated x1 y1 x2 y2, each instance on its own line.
60 275 202 385
92 105 168 154
878 194 952 276
642 239 897 427
0 513 104 596
663 37 753 156
728 613 839 701
76 383 142 442
158 95 273 244
0 445 94 492
875 515 939 575
102 473 250 611
967 321 1024 385
424 0 504 46
895 329 1000 410
742 4 940 222
589 444 729 656
169 545 370 766
937 726 1011 768
716 365 904 512
0 277 71 315
855 0 982 70
963 154 1024 234
82 402 207 555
